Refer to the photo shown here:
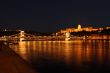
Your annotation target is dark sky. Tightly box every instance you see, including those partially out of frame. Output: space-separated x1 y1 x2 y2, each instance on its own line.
0 0 110 32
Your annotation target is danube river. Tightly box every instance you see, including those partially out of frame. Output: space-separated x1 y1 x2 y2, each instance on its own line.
9 40 110 73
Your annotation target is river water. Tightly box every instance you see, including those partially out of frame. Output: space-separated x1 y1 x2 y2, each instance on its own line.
9 40 110 73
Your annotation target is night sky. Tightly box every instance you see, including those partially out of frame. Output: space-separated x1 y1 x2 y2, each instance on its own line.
0 0 110 32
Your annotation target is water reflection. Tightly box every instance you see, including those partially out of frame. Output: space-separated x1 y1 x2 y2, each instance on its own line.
10 40 110 73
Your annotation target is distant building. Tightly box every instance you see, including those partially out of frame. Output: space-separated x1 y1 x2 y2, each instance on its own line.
106 26 110 29
56 24 102 35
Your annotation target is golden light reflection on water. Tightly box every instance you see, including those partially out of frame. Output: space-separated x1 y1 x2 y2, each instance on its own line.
18 41 27 59
10 39 110 65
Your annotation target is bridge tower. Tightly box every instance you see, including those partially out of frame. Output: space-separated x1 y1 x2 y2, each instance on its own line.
20 30 25 41
20 31 25 38
65 32 70 41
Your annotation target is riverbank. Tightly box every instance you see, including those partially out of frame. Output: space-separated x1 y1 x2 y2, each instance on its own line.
0 41 38 73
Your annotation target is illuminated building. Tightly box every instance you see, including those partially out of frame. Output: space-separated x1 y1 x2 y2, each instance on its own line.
106 26 110 29
57 24 100 34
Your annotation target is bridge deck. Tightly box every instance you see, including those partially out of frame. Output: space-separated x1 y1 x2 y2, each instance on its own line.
0 41 38 73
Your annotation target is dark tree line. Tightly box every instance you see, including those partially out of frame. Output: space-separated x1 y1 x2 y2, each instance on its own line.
25 31 53 36
0 31 20 36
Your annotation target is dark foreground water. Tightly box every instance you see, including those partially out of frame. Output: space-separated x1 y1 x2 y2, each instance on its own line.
10 40 110 73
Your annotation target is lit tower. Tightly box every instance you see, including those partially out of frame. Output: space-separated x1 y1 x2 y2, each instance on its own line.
77 24 81 30
20 30 25 38
65 32 70 41
20 30 25 41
